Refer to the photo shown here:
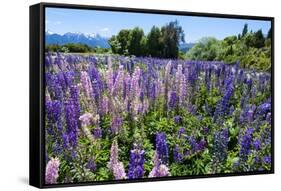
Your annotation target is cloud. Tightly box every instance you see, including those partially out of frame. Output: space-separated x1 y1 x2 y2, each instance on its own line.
100 27 109 32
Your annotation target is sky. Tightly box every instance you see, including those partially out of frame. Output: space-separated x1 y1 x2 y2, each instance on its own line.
46 7 271 43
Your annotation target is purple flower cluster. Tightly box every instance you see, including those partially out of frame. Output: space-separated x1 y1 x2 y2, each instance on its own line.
45 157 60 184
168 91 178 109
214 75 234 122
173 145 183 163
111 116 123 135
64 100 79 148
156 132 169 164
149 152 170 177
108 140 127 180
239 127 254 160
188 136 207 154
86 158 96 172
128 146 145 179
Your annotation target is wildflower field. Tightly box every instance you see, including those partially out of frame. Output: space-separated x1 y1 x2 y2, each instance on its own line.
44 53 272 184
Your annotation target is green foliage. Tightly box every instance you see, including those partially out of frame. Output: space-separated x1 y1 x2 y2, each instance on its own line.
109 20 185 59
242 23 248 37
160 20 185 58
128 27 145 56
185 26 271 71
45 43 107 53
186 37 221 61
147 26 163 57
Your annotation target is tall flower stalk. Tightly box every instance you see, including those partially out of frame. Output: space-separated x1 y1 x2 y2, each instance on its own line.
45 157 60 184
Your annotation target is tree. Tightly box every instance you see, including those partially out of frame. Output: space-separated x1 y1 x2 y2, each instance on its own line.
109 35 121 54
186 37 220 61
161 20 185 58
128 27 145 56
253 29 265 48
242 24 248 37
147 26 163 57
117 29 131 55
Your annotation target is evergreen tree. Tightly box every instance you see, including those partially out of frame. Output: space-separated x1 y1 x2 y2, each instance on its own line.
242 24 248 37
253 29 265 48
147 26 162 57
161 20 185 58
128 27 145 56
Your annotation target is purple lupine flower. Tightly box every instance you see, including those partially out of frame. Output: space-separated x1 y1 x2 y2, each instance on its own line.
92 127 102 139
123 74 131 100
111 116 122 135
64 101 79 148
130 67 142 115
45 52 52 67
253 139 261 150
263 156 271 165
149 82 156 101
108 140 127 180
247 108 254 123
213 128 229 163
79 113 93 127
80 71 94 99
214 75 234 122
45 73 63 101
156 132 169 164
62 133 69 149
88 65 103 100
113 161 127 180
178 127 185 137
173 145 183 163
128 146 145 179
188 136 198 153
197 139 207 151
239 127 254 160
69 86 80 121
175 64 186 104
100 96 109 115
57 72 67 92
45 100 64 153
149 152 170 177
108 140 118 170
174 115 182 124
64 71 75 89
86 158 96 172
45 157 60 184
256 102 271 120
168 91 178 109
113 65 125 96
106 65 114 95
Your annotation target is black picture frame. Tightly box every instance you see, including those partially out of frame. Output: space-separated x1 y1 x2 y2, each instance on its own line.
29 2 274 188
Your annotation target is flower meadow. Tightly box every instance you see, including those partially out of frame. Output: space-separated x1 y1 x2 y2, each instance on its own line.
44 52 272 184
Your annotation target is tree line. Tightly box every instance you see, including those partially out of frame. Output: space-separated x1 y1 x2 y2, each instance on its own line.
186 24 272 71
45 43 109 54
109 20 185 58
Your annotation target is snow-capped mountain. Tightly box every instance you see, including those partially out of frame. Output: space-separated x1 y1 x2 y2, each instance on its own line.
45 31 110 48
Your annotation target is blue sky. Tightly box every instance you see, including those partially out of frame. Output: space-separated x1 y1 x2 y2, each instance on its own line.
46 7 271 43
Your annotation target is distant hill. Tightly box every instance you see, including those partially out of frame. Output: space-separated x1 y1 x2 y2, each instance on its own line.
179 43 195 53
45 31 110 48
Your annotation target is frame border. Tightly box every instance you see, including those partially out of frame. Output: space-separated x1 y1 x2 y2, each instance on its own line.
29 2 274 189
